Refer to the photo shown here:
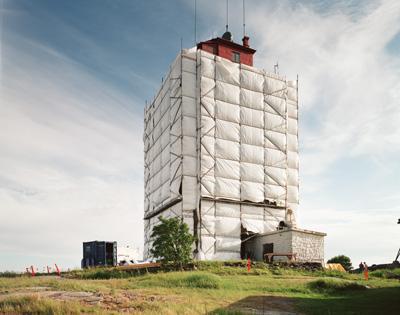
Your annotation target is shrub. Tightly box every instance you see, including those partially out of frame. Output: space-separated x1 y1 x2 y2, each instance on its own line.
0 271 20 278
151 216 195 268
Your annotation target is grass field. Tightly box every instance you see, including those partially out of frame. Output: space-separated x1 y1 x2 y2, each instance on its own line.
0 262 399 314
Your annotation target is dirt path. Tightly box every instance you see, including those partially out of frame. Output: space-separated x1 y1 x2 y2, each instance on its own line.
223 295 302 315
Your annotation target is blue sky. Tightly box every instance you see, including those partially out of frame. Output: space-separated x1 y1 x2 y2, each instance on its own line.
1 0 400 271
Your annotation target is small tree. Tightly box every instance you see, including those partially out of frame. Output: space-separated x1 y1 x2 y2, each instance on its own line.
327 255 353 271
150 216 195 269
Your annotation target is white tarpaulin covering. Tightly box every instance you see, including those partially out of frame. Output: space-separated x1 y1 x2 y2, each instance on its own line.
144 48 299 259
143 50 198 256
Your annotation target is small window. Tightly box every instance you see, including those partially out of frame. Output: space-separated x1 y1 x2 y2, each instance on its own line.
232 51 240 63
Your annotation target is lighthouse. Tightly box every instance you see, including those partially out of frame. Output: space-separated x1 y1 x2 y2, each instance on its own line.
143 31 325 262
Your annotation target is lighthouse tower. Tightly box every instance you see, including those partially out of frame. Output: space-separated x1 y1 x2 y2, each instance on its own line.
143 32 325 262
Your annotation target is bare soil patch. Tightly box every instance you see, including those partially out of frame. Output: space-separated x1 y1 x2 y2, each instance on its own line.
224 295 302 315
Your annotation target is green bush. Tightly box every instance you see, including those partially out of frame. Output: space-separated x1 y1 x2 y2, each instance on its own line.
0 271 20 278
308 278 367 294
151 216 195 268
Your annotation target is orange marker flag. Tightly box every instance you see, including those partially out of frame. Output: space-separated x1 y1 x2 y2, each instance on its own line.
54 264 61 276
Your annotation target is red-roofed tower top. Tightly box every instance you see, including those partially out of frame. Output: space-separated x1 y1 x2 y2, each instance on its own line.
197 34 256 66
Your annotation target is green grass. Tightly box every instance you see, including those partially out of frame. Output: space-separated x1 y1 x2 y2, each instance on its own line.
1 265 399 314
181 273 221 289
0 276 110 294
67 268 134 280
307 278 367 294
0 295 103 314
297 287 400 315
132 272 221 289
370 268 400 279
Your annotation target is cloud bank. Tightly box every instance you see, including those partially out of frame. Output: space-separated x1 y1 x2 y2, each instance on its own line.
1 31 144 271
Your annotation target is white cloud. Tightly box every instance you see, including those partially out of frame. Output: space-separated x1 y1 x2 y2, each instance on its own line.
195 0 400 173
0 33 144 271
247 0 400 175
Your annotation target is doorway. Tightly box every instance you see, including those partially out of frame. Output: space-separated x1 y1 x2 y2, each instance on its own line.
263 243 274 257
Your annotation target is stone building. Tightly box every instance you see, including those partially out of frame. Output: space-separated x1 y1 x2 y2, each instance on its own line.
245 228 326 263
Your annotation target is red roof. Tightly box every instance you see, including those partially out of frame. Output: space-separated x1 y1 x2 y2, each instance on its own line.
197 37 256 66
197 37 256 54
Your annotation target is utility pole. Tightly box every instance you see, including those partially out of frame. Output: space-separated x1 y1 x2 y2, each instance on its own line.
395 218 400 262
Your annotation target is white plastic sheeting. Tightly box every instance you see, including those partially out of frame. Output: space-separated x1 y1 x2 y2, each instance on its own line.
144 48 299 259
143 49 198 257
196 50 299 259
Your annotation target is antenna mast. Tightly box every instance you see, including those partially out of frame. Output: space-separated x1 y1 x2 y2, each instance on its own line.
226 0 229 32
274 62 279 75
243 0 246 37
194 0 197 44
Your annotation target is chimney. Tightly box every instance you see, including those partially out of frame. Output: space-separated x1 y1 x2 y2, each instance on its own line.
242 36 250 47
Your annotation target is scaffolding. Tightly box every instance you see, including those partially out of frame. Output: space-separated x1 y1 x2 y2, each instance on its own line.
143 48 299 260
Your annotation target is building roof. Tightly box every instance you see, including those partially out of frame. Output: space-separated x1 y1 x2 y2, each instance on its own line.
197 37 256 54
257 227 327 237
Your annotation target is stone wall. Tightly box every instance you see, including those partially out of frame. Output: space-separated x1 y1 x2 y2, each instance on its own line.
292 230 324 263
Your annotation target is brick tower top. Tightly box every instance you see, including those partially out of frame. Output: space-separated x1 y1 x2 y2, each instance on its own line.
197 34 256 66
